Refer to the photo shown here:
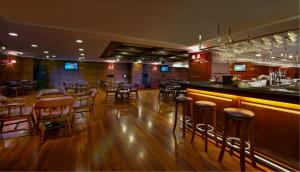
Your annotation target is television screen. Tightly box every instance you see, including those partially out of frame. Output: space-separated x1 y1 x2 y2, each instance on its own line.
64 62 79 70
233 64 246 72
160 65 169 72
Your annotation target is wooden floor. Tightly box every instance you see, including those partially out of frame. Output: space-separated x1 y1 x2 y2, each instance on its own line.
0 90 268 171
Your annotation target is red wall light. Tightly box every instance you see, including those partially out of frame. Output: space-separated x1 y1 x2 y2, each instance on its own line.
108 64 114 70
153 66 158 71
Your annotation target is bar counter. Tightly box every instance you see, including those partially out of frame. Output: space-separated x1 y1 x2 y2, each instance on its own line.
180 82 300 170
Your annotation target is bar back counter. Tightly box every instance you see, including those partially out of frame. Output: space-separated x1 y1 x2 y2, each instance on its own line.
181 82 300 171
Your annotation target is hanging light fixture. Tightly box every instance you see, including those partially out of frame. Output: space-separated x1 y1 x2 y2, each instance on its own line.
217 24 221 45
228 27 233 43
199 34 202 50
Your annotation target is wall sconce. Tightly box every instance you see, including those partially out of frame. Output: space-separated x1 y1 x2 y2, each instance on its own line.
108 64 114 70
191 53 208 63
152 66 158 71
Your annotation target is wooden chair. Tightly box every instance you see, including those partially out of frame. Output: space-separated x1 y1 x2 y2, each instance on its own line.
35 96 75 145
129 83 139 99
158 84 174 100
8 81 23 97
72 89 98 124
0 96 34 136
0 86 7 96
104 83 116 100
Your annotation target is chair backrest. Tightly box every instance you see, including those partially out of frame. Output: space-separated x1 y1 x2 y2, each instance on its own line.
86 88 97 98
35 96 75 120
8 81 18 86
0 86 7 96
36 88 67 99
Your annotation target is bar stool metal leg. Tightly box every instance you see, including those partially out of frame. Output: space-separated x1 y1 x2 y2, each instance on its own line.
173 102 178 133
249 121 256 167
218 117 229 162
240 122 247 171
182 104 186 138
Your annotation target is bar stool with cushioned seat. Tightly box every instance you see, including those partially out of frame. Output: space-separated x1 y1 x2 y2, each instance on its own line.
218 108 256 171
191 100 218 153
173 96 193 138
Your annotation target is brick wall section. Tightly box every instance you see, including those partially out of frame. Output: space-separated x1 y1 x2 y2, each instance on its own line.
0 57 33 84
36 60 130 87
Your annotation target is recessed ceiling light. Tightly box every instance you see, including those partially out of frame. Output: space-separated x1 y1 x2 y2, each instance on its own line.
81 57 85 59
31 44 38 48
80 53 85 56
1 46 6 50
280 53 284 56
255 53 262 57
44 51 49 54
46 55 49 58
116 58 120 62
8 32 18 37
270 56 275 59
288 55 293 58
78 57 82 60
78 48 84 51
51 55 56 58
76 39 83 43
18 52 23 55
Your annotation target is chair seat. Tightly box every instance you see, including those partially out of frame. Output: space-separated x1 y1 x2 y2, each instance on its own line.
175 96 192 103
40 107 71 117
73 100 92 108
194 101 216 108
8 86 22 90
224 108 255 120
0 106 33 118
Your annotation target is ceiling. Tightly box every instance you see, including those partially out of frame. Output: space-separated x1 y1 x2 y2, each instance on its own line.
100 41 188 63
0 0 299 62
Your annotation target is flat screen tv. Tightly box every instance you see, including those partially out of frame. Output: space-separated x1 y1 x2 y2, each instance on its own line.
64 62 79 70
160 65 169 72
233 64 246 72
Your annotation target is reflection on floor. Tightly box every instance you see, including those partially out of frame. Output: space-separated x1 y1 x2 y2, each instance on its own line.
0 89 268 171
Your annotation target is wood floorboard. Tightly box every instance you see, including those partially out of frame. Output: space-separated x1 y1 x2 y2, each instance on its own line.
0 89 268 171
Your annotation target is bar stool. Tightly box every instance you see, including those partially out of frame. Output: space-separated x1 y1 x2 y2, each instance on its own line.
191 101 217 153
173 96 193 138
218 108 256 171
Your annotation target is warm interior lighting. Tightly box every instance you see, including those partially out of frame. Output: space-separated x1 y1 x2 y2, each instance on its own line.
31 44 38 48
152 66 158 71
288 55 293 58
80 53 85 56
192 55 195 59
108 64 114 70
187 89 300 110
78 48 84 51
8 32 18 37
76 39 83 43
51 55 56 58
255 54 262 57
270 56 275 59
1 46 6 50
44 51 49 54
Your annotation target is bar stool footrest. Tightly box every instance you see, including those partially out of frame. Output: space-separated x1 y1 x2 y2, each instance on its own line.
226 137 250 150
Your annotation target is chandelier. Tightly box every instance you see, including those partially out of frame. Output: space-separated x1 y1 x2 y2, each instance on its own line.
201 27 300 68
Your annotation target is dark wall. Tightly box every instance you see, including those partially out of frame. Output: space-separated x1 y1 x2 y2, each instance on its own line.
189 51 212 82
34 60 131 87
0 56 33 84
0 56 188 88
